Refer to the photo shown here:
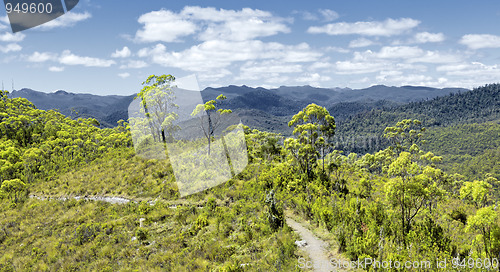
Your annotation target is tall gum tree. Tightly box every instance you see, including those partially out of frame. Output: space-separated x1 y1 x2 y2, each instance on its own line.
191 94 232 155
136 74 179 143
285 103 335 180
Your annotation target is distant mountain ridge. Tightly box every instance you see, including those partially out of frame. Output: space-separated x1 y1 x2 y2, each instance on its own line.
9 85 468 128
9 88 136 128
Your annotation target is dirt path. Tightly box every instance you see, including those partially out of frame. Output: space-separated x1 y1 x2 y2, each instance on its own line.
286 217 342 272
30 193 344 271
30 194 133 204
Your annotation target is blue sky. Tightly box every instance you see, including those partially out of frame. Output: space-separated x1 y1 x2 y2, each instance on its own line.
1 0 500 95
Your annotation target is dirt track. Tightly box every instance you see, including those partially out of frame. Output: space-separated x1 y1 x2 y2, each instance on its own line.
287 217 345 272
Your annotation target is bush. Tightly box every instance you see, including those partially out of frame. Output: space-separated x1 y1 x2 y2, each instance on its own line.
265 190 284 231
450 208 467 225
74 223 101 245
135 227 148 242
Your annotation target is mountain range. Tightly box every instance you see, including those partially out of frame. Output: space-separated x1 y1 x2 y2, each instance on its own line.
9 85 467 130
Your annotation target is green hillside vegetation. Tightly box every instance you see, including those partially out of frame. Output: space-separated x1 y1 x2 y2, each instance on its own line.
1 80 500 271
335 84 500 181
425 122 500 181
338 83 500 137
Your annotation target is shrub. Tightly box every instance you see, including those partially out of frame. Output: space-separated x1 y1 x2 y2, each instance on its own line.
74 223 101 245
265 190 284 231
135 227 148 242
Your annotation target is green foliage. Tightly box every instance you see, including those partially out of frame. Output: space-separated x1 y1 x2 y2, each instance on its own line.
0 92 132 190
133 74 179 143
1 83 499 271
74 223 102 245
466 206 498 258
135 227 148 242
383 119 425 154
0 172 300 271
0 178 27 203
244 127 283 163
265 190 284 231
460 178 497 208
286 103 336 179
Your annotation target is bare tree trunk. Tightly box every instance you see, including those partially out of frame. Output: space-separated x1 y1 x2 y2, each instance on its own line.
207 111 213 155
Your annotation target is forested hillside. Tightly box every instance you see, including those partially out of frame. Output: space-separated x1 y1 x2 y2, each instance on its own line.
335 84 500 181
337 84 500 137
1 81 499 271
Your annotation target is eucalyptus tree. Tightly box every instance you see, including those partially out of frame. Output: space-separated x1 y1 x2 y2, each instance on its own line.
285 103 336 179
191 94 232 154
136 74 179 143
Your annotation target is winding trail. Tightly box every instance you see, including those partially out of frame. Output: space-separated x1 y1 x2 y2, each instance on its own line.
30 194 133 204
287 217 343 272
30 194 343 271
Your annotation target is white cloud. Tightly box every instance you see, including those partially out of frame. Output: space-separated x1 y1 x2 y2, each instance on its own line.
198 17 289 41
335 60 389 74
299 11 319 21
0 32 25 42
265 76 290 84
59 50 115 67
49 66 64 72
296 9 338 22
34 12 91 30
352 46 462 64
334 45 453 75
376 73 431 83
197 69 232 82
318 9 339 22
374 73 449 87
112 46 131 58
27 51 57 62
237 60 302 81
408 51 461 64
374 46 424 59
135 9 197 43
138 40 321 72
135 6 290 43
413 32 445 43
0 15 9 25
184 6 290 41
323 46 350 53
309 61 332 70
282 43 322 62
0 43 21 53
378 70 404 77
119 60 148 69
295 73 331 85
459 34 500 49
308 18 420 36
242 61 302 74
349 38 374 48
0 16 9 30
437 62 500 77
118 72 130 78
